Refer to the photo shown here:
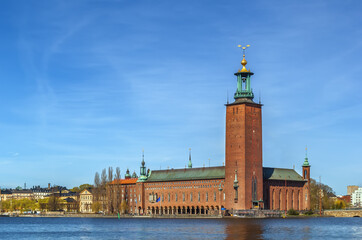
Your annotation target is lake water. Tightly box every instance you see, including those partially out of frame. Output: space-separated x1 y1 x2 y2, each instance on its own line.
0 217 361 239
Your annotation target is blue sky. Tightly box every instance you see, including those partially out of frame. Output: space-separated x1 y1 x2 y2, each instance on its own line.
0 0 361 195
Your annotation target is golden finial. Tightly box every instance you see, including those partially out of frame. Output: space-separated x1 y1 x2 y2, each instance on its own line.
238 44 251 72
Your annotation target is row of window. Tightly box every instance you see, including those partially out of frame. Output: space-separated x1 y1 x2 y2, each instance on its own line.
146 184 224 191
148 180 223 186
148 192 226 203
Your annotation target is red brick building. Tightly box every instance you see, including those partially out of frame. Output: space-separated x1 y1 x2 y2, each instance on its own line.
108 49 311 215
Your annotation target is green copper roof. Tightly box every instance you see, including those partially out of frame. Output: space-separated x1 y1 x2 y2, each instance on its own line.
146 166 225 182
263 167 305 182
303 157 310 167
144 166 304 182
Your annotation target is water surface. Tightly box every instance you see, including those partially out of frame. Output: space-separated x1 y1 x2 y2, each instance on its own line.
0 217 361 239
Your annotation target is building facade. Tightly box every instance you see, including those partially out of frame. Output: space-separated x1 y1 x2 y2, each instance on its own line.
347 185 359 196
108 49 311 215
351 187 362 207
79 189 94 213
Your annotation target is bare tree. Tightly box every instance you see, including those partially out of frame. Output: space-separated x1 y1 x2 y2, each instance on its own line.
94 172 100 188
100 169 107 212
101 169 107 186
107 167 114 213
115 167 121 180
94 172 101 204
113 167 121 214
108 167 113 182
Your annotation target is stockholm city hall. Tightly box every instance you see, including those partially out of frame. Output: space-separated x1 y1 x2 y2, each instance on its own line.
109 46 311 216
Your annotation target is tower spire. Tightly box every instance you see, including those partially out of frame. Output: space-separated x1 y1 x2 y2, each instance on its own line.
138 149 148 182
188 148 192 168
237 44 250 73
234 45 254 100
142 148 145 166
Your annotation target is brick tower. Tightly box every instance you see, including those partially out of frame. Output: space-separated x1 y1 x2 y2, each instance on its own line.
224 46 263 211
302 149 311 210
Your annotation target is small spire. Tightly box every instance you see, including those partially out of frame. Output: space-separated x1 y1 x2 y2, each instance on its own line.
188 148 192 168
142 149 145 166
237 44 251 72
303 146 310 167
259 90 261 104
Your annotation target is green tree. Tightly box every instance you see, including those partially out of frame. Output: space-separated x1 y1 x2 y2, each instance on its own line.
47 195 61 211
38 199 48 212
333 199 346 209
1 200 11 212
79 184 93 191
70 187 80 192
92 201 101 213
310 178 336 210
70 184 93 193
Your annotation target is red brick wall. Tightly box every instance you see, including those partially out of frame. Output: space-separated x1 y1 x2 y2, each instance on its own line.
302 166 311 210
263 179 306 210
142 179 225 213
225 102 263 210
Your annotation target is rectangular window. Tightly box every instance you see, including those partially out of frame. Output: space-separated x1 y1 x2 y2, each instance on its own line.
214 192 216 201
198 192 200 202
168 193 170 202
162 194 164 202
206 192 208 202
223 192 225 201
190 193 193 202
183 193 185 202
176 193 178 202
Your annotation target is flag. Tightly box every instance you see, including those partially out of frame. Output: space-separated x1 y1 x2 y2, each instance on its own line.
156 197 161 203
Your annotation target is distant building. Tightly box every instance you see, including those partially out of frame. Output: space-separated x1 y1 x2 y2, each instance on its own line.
0 189 12 201
11 190 33 200
339 195 351 205
351 187 362 207
347 185 359 196
32 187 51 200
79 189 93 213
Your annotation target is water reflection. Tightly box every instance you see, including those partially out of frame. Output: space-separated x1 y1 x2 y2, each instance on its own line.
224 219 263 240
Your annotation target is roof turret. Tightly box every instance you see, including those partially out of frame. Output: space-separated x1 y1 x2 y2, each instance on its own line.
125 168 131 179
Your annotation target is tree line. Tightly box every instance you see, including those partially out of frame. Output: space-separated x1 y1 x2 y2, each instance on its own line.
0 197 75 213
92 166 128 214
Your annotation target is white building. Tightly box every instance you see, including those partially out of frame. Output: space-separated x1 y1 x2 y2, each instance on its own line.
351 187 362 207
79 189 94 213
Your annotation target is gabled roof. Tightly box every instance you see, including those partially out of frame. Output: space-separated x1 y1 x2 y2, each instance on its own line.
263 167 305 182
63 197 76 203
60 192 77 197
109 178 138 185
80 188 93 194
146 166 225 182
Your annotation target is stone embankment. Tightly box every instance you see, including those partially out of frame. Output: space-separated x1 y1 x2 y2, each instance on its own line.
324 210 362 217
